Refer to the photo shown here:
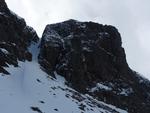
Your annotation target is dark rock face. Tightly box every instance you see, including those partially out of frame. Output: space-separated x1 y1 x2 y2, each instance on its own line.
0 0 8 12
0 0 39 74
39 19 150 113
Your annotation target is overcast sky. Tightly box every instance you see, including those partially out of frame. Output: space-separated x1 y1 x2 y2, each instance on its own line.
5 0 150 79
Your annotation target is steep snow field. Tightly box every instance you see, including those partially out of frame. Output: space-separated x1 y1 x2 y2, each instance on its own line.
0 42 127 113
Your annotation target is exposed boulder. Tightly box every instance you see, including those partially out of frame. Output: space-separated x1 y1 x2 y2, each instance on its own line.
39 19 150 113
25 51 32 61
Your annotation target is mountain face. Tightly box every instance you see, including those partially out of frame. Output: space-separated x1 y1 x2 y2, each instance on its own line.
0 0 39 74
39 20 150 113
0 0 150 113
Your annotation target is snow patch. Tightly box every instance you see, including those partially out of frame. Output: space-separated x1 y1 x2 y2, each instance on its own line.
0 48 9 54
90 83 112 92
119 88 133 96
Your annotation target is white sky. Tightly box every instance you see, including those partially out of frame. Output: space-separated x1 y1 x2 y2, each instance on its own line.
5 0 150 79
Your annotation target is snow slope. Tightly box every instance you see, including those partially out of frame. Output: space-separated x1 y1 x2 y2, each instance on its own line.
0 42 127 113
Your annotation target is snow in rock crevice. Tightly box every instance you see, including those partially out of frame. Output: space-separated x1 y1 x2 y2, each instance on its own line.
90 83 112 92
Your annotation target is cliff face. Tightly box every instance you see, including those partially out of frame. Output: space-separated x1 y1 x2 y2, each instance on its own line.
39 20 128 87
0 0 39 74
1 0 150 113
0 2 129 112
39 19 150 113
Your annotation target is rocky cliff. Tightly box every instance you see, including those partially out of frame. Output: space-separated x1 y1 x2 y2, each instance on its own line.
0 0 39 74
1 0 150 113
39 19 150 113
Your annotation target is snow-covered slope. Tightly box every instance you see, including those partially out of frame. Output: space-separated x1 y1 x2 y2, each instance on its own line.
0 42 127 113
